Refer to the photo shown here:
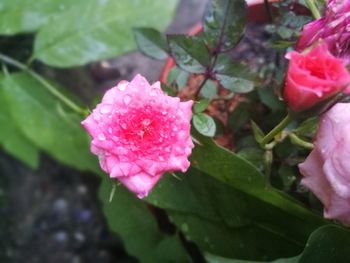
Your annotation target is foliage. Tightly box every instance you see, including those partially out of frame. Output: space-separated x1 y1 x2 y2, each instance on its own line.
1 0 350 262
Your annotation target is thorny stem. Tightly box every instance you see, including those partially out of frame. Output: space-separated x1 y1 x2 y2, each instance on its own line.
305 0 321 19
260 112 293 146
0 53 86 115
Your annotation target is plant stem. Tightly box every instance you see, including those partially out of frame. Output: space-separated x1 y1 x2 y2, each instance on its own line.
305 0 321 19
264 0 273 22
0 53 85 115
289 133 314 150
193 76 209 98
260 112 293 146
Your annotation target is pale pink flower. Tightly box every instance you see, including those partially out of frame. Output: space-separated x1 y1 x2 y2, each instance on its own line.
82 74 194 198
296 0 350 63
299 103 350 225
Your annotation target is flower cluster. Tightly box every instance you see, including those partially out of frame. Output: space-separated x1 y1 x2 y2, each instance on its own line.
82 75 194 198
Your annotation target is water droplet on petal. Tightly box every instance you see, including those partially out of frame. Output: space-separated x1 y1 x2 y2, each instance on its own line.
158 138 163 142
121 123 127 129
142 118 151 126
118 82 127 91
173 126 178 132
161 110 167 115
98 134 106 141
123 95 132 105
149 88 158 96
159 156 165 161
100 104 112 114
149 99 155 105
108 127 113 134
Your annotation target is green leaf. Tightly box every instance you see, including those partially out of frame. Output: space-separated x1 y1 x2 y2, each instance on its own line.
205 252 300 263
204 0 247 50
190 131 325 229
133 27 168 60
168 35 211 73
147 168 319 260
194 99 210 113
161 83 177 97
33 0 178 67
200 80 218 99
1 73 99 172
293 117 319 138
193 113 216 137
298 225 350 263
99 178 191 263
214 57 255 93
0 0 78 35
0 80 39 168
250 120 265 143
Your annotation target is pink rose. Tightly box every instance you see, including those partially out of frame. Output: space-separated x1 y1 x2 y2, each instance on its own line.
296 0 350 63
81 74 194 198
299 103 350 226
283 44 350 112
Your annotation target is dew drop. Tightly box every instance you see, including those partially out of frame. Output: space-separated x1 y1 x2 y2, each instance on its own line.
108 127 113 134
158 138 163 142
149 88 158 96
118 82 127 91
181 223 189 232
161 110 167 115
159 156 165 161
98 134 106 141
173 126 178 132
121 123 127 129
142 118 151 126
149 99 155 105
100 104 112 114
123 95 132 105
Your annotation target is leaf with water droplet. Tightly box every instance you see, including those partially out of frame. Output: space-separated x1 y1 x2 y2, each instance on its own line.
203 0 247 51
133 27 168 60
168 35 211 74
193 113 216 137
214 56 256 93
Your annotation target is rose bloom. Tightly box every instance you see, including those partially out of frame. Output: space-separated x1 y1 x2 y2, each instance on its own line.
283 44 350 112
299 103 350 226
296 0 350 63
82 74 194 198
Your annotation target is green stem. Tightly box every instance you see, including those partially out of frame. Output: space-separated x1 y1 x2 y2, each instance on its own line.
0 53 85 115
305 0 321 19
260 112 293 146
289 133 314 150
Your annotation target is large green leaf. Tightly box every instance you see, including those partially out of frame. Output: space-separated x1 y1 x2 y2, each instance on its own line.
1 73 98 172
99 178 191 263
205 225 350 263
0 0 78 35
33 0 178 67
0 79 39 168
298 225 350 263
147 168 321 260
190 131 324 226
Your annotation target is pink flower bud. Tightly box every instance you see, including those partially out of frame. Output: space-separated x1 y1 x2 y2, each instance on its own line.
299 103 350 226
283 44 350 112
81 74 194 198
296 0 350 63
